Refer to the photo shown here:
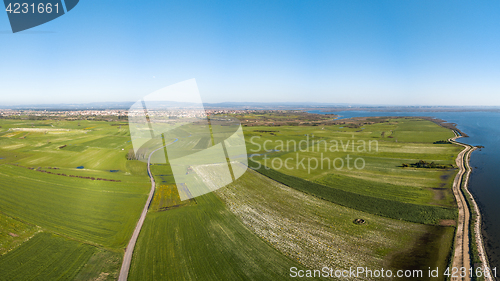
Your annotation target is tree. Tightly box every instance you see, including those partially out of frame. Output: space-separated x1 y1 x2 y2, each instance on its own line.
127 149 137 160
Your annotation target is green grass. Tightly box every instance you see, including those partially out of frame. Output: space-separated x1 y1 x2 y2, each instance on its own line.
193 136 212 150
252 165 457 224
73 249 122 281
129 192 309 281
0 212 39 255
0 164 147 248
0 116 463 280
0 119 153 280
217 169 454 280
245 118 461 210
389 226 455 280
314 173 432 204
0 232 96 281
0 120 151 249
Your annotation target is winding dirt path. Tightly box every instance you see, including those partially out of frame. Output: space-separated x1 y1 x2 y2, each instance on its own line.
449 133 492 281
118 142 174 281
449 134 471 281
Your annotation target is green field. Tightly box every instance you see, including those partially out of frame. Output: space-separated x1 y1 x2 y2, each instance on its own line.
0 232 96 281
0 231 120 281
252 165 456 224
0 212 39 255
0 164 147 248
0 119 149 280
0 120 150 248
0 115 462 280
73 249 122 281
129 163 309 280
129 187 309 280
217 169 455 279
246 118 461 210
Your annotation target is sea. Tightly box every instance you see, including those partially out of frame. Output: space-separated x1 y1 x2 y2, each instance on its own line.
308 110 500 269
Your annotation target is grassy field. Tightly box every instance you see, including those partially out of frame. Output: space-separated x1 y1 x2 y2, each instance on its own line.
0 115 463 280
0 232 96 281
217 169 455 280
245 118 461 209
314 173 432 203
129 178 309 281
252 165 456 224
0 212 39 255
0 119 148 280
0 164 147 248
73 249 122 281
0 119 150 248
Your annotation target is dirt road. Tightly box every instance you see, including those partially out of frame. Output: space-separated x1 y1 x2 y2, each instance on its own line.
449 133 492 281
117 143 173 281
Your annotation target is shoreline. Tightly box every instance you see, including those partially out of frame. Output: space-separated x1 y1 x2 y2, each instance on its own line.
449 132 492 281
462 145 493 280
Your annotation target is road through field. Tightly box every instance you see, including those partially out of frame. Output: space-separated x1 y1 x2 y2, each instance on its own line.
118 139 177 281
449 133 491 281
449 133 471 281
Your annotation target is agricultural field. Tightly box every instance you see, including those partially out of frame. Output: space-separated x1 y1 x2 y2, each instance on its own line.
217 169 455 279
0 119 149 280
245 118 461 211
0 115 463 280
129 170 309 281
0 213 39 255
0 120 150 245
0 164 148 247
253 165 456 224
73 249 122 281
234 110 337 127
0 232 96 281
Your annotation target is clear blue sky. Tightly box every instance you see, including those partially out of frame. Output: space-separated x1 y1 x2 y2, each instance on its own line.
1 0 500 106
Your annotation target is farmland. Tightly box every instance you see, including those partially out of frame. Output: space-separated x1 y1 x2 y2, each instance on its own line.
129 180 308 281
246 118 461 210
0 119 150 280
252 165 456 224
0 213 39 255
0 231 120 281
0 232 96 281
217 169 455 279
0 164 148 247
0 114 464 280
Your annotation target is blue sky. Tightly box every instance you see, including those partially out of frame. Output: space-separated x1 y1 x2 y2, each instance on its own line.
1 0 500 106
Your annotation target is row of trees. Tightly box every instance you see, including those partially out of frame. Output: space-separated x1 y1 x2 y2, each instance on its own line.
402 160 453 169
433 140 451 144
127 149 147 160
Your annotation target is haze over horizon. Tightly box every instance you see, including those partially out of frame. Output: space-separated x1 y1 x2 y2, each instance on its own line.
2 101 500 111
2 1 500 106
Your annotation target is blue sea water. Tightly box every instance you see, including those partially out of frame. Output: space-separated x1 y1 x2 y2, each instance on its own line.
309 110 500 268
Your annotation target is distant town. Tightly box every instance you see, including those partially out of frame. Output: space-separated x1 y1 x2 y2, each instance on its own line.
0 109 256 119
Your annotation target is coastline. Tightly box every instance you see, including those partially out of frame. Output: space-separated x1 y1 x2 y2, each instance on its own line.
463 145 493 280
450 133 492 281
308 110 500 276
